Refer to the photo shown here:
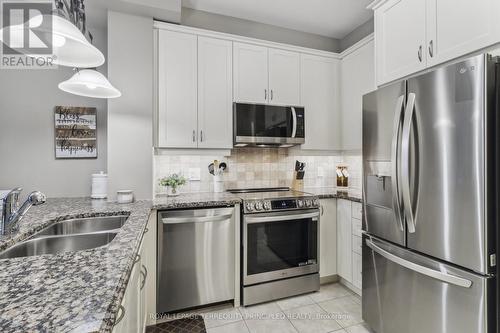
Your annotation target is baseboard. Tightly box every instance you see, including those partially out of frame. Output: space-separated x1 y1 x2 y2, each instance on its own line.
339 278 361 296
320 274 339 285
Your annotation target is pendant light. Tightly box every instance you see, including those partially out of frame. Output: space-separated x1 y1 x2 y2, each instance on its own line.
58 69 121 99
0 14 105 68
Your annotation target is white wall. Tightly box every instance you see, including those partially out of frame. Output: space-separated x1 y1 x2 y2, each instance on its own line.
107 11 153 200
181 8 341 52
0 29 107 198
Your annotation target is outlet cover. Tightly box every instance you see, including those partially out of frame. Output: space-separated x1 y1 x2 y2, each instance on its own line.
188 168 201 181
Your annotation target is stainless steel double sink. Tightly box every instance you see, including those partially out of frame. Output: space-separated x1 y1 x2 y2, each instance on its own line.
0 215 128 260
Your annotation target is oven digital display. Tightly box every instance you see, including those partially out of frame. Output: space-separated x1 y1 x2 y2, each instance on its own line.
271 199 297 210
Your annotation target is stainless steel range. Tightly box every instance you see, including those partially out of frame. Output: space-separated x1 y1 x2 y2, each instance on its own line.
228 187 320 306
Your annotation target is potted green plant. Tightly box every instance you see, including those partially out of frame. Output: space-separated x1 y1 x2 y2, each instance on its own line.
159 173 187 196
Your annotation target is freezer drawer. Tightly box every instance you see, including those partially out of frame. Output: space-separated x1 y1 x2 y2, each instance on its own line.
362 236 496 333
157 208 235 313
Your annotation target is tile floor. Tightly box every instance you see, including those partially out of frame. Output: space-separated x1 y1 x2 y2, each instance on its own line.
201 283 373 333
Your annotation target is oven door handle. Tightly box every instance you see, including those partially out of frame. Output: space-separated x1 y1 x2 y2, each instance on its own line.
245 212 319 224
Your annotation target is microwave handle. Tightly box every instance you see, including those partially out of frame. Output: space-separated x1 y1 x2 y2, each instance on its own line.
291 107 297 138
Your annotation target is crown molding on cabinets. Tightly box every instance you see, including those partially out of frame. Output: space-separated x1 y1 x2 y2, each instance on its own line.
154 21 341 59
366 0 389 10
339 33 374 58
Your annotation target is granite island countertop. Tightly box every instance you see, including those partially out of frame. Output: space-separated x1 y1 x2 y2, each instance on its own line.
153 192 241 210
0 198 153 333
303 187 362 203
0 193 243 333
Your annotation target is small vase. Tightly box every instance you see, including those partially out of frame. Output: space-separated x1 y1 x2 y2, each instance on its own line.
167 186 179 197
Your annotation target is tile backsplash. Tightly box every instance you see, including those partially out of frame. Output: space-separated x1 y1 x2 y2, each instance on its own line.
154 149 362 195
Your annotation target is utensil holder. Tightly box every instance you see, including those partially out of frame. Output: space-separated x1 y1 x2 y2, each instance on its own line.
213 175 224 193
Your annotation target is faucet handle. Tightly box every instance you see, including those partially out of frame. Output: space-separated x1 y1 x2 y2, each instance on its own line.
4 188 22 206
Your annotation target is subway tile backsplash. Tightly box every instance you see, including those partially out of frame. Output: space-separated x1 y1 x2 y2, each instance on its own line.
154 149 362 195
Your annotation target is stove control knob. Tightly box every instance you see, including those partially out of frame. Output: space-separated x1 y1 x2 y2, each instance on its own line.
264 201 272 210
246 202 254 212
313 199 320 207
297 200 304 208
305 200 312 207
255 201 264 211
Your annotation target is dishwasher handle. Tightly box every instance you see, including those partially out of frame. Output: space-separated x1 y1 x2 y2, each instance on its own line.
160 208 234 225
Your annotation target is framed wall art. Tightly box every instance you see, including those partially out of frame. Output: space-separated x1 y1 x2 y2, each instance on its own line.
54 106 97 159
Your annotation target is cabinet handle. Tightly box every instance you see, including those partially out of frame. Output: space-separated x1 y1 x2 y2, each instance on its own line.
428 40 434 58
113 305 125 326
192 130 196 142
264 89 267 101
134 254 141 264
320 205 324 216
417 45 423 62
270 90 274 100
144 227 149 234
200 130 204 142
140 264 148 290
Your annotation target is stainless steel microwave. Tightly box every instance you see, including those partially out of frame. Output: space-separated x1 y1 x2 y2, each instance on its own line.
233 103 305 147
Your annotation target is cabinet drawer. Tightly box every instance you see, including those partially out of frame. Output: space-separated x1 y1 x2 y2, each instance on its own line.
352 218 362 237
352 202 362 220
352 235 362 255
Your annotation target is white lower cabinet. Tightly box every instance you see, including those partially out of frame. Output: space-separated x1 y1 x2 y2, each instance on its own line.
319 199 337 277
113 213 155 333
336 199 352 283
337 199 363 293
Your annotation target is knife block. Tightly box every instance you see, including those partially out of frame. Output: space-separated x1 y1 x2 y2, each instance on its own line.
291 171 304 191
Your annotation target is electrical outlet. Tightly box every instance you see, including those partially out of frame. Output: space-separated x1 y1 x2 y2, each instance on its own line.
188 168 201 181
317 167 325 177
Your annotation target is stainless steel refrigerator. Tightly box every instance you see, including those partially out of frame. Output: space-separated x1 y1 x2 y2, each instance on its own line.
362 53 499 333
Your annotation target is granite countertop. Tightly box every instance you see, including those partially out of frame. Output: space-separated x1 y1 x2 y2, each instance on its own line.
303 187 362 203
0 198 153 333
153 192 241 210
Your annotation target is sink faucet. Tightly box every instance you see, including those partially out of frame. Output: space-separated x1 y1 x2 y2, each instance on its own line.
1 188 46 235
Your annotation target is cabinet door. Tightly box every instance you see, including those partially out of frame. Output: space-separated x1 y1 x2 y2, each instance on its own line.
139 243 147 332
319 199 337 277
336 199 352 282
340 40 375 150
145 213 157 326
352 252 362 290
426 0 500 67
268 48 300 105
198 37 233 149
157 30 198 148
300 54 340 150
233 42 269 103
112 255 141 333
375 0 426 85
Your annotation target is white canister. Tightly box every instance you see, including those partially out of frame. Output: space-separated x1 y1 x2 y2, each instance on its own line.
91 171 107 199
117 190 134 204
213 175 224 193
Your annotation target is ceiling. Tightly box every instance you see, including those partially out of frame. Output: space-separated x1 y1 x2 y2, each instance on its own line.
181 0 373 39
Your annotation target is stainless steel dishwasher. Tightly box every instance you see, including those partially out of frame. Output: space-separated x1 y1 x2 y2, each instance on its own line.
157 207 235 313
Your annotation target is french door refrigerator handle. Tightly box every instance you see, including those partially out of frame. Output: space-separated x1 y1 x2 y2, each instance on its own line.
391 95 405 231
366 239 473 288
402 92 416 233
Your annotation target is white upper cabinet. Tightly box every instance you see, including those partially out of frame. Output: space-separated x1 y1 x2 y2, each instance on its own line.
268 48 301 105
198 37 233 149
375 0 427 86
340 39 376 151
426 0 500 67
233 42 269 104
157 30 198 148
300 54 340 150
373 0 500 85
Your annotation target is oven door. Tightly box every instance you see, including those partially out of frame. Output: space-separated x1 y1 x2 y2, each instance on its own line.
243 209 319 285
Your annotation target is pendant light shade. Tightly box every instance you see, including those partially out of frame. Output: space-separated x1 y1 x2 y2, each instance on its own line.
58 69 121 98
0 15 105 68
